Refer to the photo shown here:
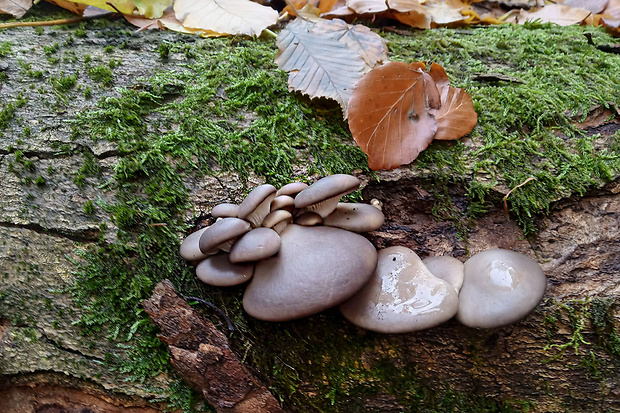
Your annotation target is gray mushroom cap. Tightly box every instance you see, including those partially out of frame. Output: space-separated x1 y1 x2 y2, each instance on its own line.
276 182 308 197
323 203 385 232
198 217 251 254
457 249 547 329
229 227 281 263
295 211 323 226
270 195 295 212
179 227 210 261
294 174 360 218
238 184 277 228
243 224 378 321
196 252 254 287
423 255 465 293
340 246 459 333
262 210 293 235
211 203 239 218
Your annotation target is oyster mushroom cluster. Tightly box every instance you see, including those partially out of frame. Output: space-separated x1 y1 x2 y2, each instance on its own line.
180 174 384 321
180 174 547 332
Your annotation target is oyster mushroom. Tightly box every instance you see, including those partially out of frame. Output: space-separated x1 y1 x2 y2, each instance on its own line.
270 195 295 213
179 227 210 261
294 174 360 218
457 249 547 328
238 184 277 228
422 255 465 293
229 227 281 263
276 182 308 197
196 252 254 287
262 210 293 235
323 203 385 232
198 217 251 254
243 224 378 321
211 203 239 218
340 246 459 333
295 211 323 226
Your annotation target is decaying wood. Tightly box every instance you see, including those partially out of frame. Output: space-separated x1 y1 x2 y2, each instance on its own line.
142 280 285 413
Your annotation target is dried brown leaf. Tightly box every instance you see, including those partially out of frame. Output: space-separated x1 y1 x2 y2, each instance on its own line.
424 0 467 25
0 0 32 18
518 4 591 25
563 0 608 14
45 0 88 15
348 62 441 170
174 0 278 36
388 0 431 28
124 7 205 33
428 63 477 140
346 0 387 14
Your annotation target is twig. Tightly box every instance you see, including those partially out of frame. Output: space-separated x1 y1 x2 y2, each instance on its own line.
184 295 235 331
0 12 114 30
503 177 536 217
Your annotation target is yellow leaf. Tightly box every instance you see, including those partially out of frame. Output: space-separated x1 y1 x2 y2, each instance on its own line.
45 0 88 15
174 0 278 37
133 0 173 18
65 0 135 15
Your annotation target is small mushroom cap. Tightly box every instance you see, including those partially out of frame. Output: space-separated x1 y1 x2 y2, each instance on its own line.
196 252 254 287
324 203 385 232
294 174 360 208
238 184 277 228
422 255 465 293
340 246 459 333
229 228 281 263
295 211 323 226
276 182 308 197
270 195 295 212
198 217 251 254
457 249 547 329
262 210 293 234
179 227 210 261
211 203 239 218
243 224 378 322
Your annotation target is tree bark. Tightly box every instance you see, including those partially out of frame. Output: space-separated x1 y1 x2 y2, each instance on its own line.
1 10 619 413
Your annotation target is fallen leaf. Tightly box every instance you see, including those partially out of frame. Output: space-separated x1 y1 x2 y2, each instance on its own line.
174 0 278 36
388 0 431 28
348 62 441 170
425 0 467 25
124 7 199 33
310 18 388 67
0 0 32 18
562 0 608 14
427 63 477 140
59 0 136 15
519 4 591 26
275 18 376 118
45 0 88 15
133 0 173 18
346 0 387 14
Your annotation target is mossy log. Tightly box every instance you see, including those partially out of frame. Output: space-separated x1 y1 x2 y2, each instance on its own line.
1 4 620 413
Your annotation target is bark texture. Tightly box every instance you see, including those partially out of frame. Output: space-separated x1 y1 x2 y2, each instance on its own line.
0 8 619 413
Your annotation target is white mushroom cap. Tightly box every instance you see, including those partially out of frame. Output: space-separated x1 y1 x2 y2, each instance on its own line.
295 211 323 226
196 252 254 287
238 184 277 228
457 249 547 329
276 182 308 197
229 228 281 263
294 174 360 218
323 203 385 232
262 210 293 235
243 224 378 321
211 203 239 218
270 195 295 212
179 227 210 261
198 217 251 254
340 246 459 333
422 255 465 293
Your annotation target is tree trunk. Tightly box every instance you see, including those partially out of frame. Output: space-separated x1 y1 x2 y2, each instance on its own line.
1 6 619 413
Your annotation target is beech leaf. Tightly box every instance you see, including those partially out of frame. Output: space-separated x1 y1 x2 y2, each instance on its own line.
45 0 88 15
0 0 32 18
124 7 216 34
275 18 375 118
346 0 387 14
348 62 441 170
562 0 608 14
428 63 477 140
174 0 278 37
519 4 591 26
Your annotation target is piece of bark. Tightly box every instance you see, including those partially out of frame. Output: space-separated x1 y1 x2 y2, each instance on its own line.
142 280 284 413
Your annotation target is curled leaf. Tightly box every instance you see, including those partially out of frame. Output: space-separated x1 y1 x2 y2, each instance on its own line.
428 63 477 140
346 0 387 14
0 0 32 18
348 62 441 170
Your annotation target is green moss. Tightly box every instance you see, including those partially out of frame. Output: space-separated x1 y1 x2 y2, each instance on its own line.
87 64 113 86
50 72 77 93
387 24 620 233
0 41 11 58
